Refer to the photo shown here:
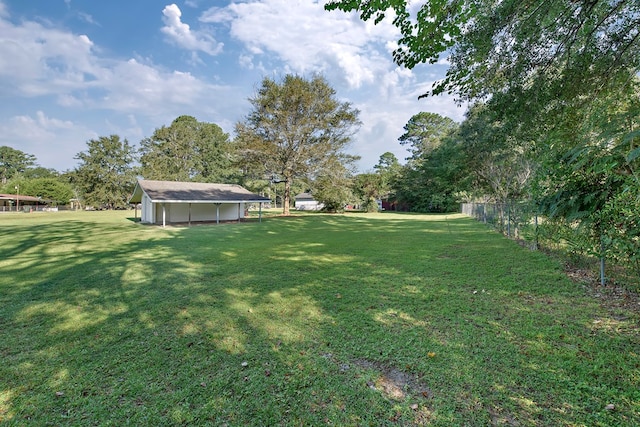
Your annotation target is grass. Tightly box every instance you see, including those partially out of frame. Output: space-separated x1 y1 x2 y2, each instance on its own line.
0 210 638 426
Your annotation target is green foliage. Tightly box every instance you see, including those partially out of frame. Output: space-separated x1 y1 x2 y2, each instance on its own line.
235 74 361 215
19 178 73 205
398 112 458 164
329 1 640 275
392 112 463 212
0 146 36 183
327 0 639 111
352 173 384 212
600 189 640 278
22 166 59 179
534 82 639 262
373 151 402 181
72 135 138 209
325 0 468 70
139 115 236 183
371 152 402 204
311 156 355 212
457 103 535 202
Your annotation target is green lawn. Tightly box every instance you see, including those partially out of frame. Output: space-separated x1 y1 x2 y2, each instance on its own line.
1 210 638 426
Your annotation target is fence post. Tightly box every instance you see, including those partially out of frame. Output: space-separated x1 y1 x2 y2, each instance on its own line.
507 202 511 238
534 212 539 251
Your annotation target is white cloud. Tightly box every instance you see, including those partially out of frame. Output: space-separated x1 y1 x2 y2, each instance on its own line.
198 6 234 24
202 0 403 89
96 59 215 114
77 12 99 26
0 17 96 96
0 8 236 117
0 111 88 170
161 4 223 55
0 5 241 170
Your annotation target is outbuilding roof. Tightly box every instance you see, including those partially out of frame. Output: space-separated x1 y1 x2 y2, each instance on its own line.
0 194 42 202
129 180 270 204
294 192 316 201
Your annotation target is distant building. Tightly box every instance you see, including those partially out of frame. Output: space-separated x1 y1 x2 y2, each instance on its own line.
294 193 324 211
0 193 42 212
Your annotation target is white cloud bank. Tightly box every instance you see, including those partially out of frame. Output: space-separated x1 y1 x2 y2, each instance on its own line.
161 4 223 56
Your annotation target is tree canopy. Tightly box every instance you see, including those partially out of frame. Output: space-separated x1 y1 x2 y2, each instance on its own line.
139 115 235 183
325 0 640 106
399 112 458 164
19 178 74 206
235 74 361 215
0 146 36 184
72 135 138 209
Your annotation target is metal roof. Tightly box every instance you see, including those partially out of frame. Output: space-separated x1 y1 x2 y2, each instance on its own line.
129 180 271 204
0 193 42 202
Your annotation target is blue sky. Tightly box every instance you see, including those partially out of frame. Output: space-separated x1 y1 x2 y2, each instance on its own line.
0 0 466 173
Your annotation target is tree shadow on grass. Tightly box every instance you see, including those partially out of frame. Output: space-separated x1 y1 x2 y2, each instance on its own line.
0 213 637 425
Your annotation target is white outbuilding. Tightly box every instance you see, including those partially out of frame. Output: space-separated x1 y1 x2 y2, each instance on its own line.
294 192 324 211
129 180 270 227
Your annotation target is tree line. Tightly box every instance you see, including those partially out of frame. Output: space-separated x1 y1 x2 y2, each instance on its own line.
1 75 364 214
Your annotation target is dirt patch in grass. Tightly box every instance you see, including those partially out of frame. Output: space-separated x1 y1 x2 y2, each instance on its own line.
565 265 640 313
562 263 640 336
487 406 521 426
351 359 433 402
322 353 433 402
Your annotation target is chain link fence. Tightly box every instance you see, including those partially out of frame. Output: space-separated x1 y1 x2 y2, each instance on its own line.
461 201 640 286
461 201 540 250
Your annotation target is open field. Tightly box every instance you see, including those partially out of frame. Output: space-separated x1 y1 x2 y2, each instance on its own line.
1 210 638 426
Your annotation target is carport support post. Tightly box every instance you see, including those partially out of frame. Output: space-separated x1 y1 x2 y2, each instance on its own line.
259 203 262 223
188 203 192 226
162 203 166 228
215 203 221 224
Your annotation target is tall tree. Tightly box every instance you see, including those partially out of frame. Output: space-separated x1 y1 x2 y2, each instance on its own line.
312 155 357 212
373 151 402 203
454 103 534 202
0 146 36 184
139 115 235 182
533 81 640 275
398 112 458 164
235 74 361 215
374 152 401 175
72 135 138 209
352 173 385 212
393 113 462 211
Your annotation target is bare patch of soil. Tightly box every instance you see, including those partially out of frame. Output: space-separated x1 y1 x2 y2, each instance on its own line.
351 359 433 402
564 264 640 316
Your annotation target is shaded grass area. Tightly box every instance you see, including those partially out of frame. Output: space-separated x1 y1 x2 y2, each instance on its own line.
0 211 638 426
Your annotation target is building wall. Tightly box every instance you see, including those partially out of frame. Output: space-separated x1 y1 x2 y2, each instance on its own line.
148 202 245 224
295 200 323 210
141 194 155 223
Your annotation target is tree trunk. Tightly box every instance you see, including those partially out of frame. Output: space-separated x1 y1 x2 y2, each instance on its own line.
283 179 291 216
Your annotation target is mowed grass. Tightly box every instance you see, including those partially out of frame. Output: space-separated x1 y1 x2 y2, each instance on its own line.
0 210 638 426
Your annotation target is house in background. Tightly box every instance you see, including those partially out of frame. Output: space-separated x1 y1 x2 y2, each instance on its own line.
0 193 43 212
294 192 324 211
128 180 270 226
